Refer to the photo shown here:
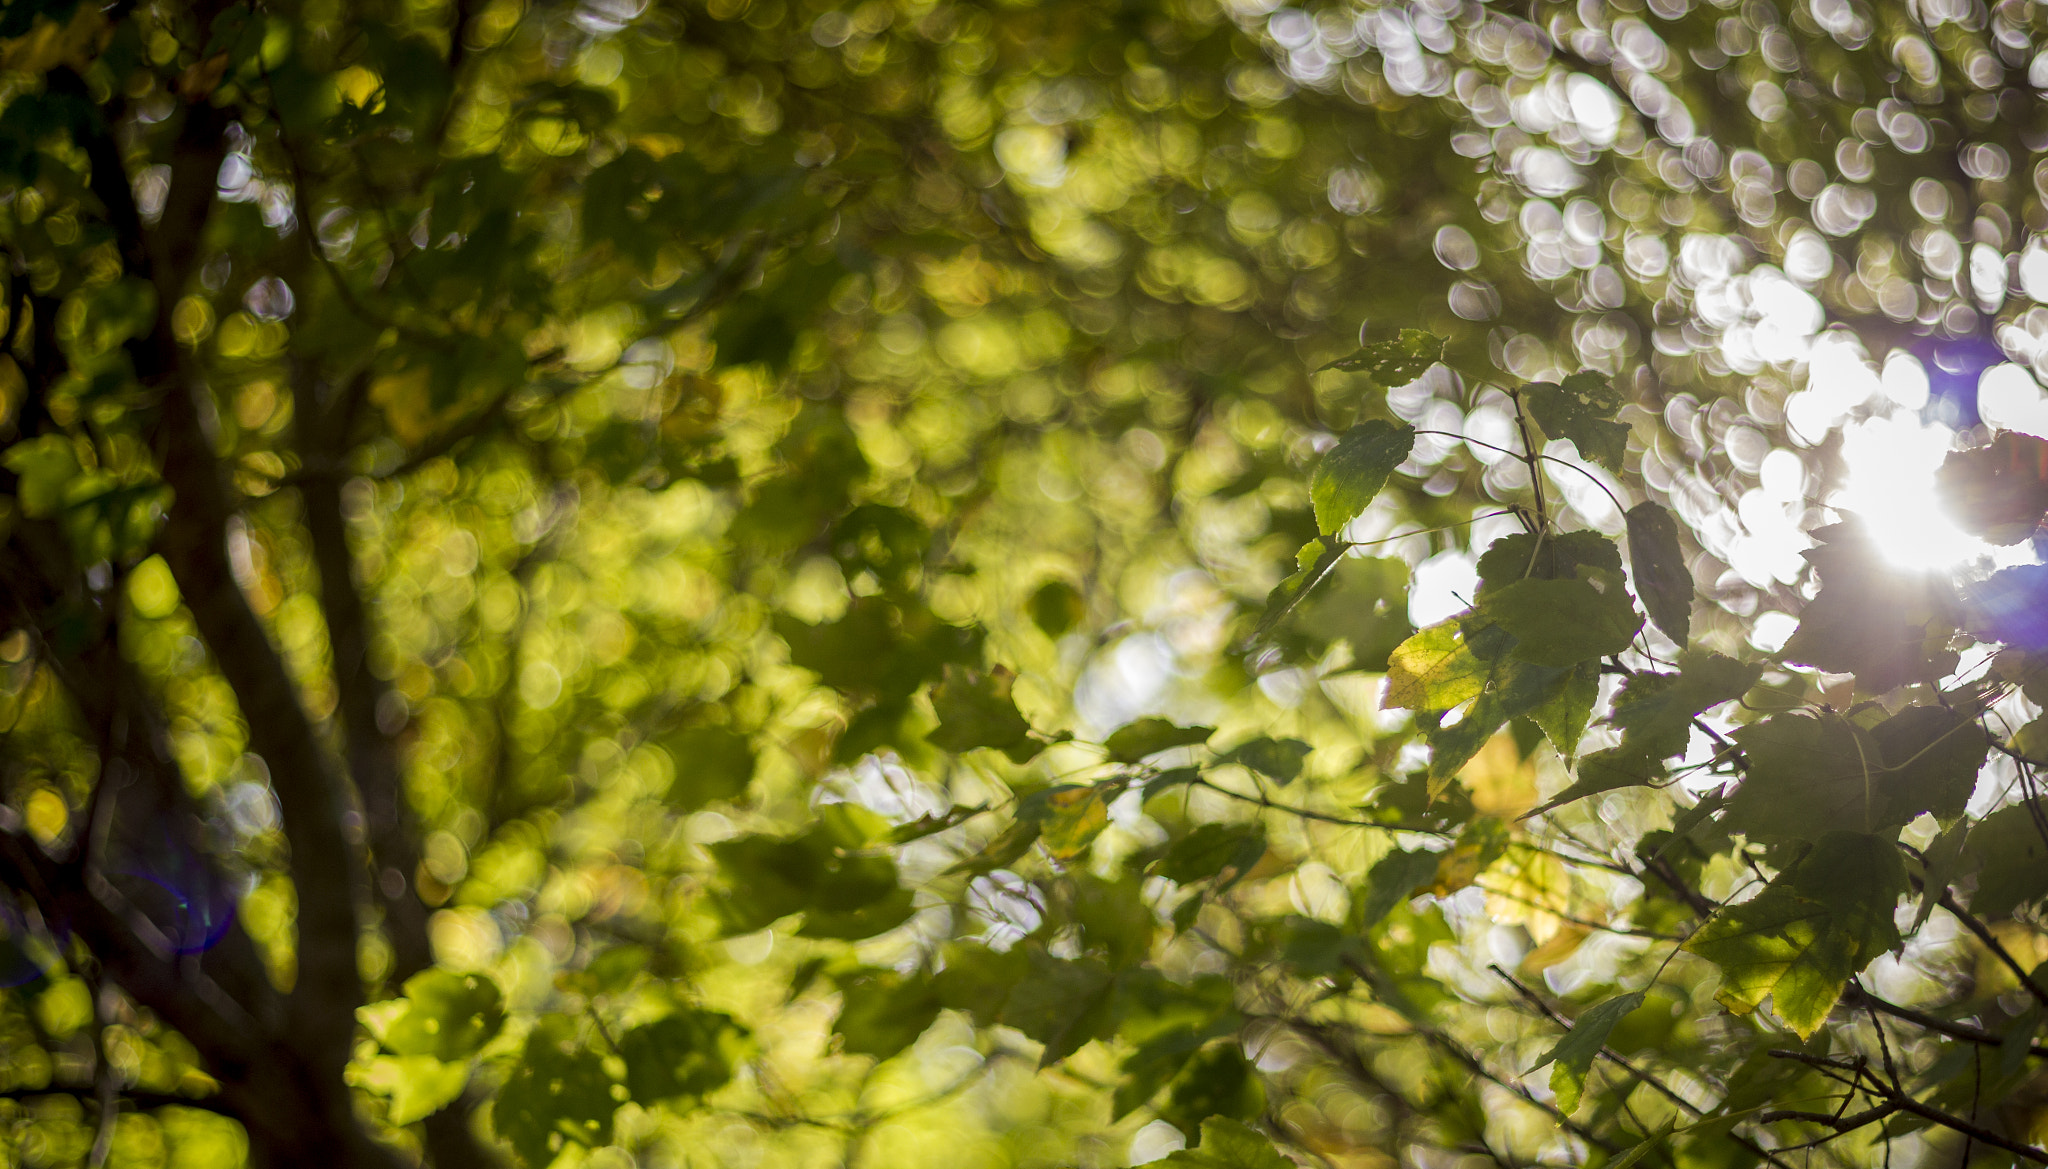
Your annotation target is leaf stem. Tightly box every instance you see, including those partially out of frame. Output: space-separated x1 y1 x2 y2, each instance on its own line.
1503 389 1550 532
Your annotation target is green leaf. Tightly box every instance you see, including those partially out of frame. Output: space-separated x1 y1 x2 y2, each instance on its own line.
1476 530 1623 595
927 665 1040 761
1525 660 1600 765
1867 704 1987 827
1912 818 1970 932
1316 328 1444 385
1421 654 1575 783
1625 501 1692 644
1529 653 1760 816
710 824 912 938
1609 654 1760 746
2 436 81 518
659 725 756 811
1310 421 1416 535
1356 847 1443 927
1105 718 1215 763
1604 1121 1676 1169
1682 831 1908 1039
1159 1117 1294 1169
1779 518 1959 693
887 803 987 844
799 886 918 940
1223 737 1311 783
1384 620 1490 714
1156 822 1267 887
1964 805 2048 919
495 1015 617 1167
1530 991 1644 1113
1073 874 1157 968
1157 1043 1266 1136
1030 579 1087 637
618 1008 750 1104
351 1054 470 1125
930 944 1030 1028
1722 712 1895 839
1001 951 1118 1067
832 970 942 1061
1037 784 1113 860
1286 554 1414 671
1478 573 1642 667
1248 538 1348 648
357 970 505 1062
946 818 1042 876
1522 372 1629 471
1112 975 1243 1119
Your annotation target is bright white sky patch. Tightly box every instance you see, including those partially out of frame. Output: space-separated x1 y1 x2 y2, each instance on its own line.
1409 550 1479 627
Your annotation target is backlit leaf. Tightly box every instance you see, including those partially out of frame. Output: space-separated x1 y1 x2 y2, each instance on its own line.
358 970 505 1062
1356 847 1443 927
1867 704 1986 827
1420 653 1577 783
1385 620 1489 714
1529 990 1644 1113
832 970 942 1061
1105 718 1215 764
1156 822 1267 887
927 665 1040 761
353 1054 470 1126
1317 329 1444 385
1039 785 1112 860
495 1015 616 1167
1159 1117 1294 1169
619 1009 751 1104
1625 501 1692 643
1934 430 2048 545
1964 805 2048 919
1478 572 1642 667
1522 372 1629 471
1310 421 1415 535
1722 712 1890 839
1682 831 1907 1039
1223 737 1311 783
1780 518 1959 692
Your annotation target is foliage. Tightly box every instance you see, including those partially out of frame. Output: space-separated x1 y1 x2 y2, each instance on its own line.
2 0 2048 1166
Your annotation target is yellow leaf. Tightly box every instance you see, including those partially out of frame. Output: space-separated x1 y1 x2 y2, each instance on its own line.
1518 924 1590 975
335 65 385 110
1461 732 1537 819
24 789 66 847
1 5 108 75
1483 848 1571 944
371 366 437 446
1039 787 1109 861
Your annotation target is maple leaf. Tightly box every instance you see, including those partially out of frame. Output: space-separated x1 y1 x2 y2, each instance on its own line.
1934 430 2048 545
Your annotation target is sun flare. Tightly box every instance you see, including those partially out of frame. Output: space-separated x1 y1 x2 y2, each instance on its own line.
1833 414 1992 570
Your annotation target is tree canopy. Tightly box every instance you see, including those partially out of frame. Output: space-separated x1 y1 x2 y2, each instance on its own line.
2 0 2048 1166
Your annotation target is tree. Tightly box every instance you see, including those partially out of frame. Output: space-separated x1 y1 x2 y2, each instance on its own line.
1 0 2047 1164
